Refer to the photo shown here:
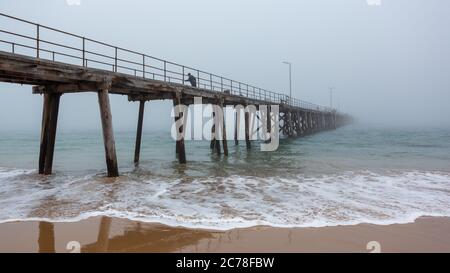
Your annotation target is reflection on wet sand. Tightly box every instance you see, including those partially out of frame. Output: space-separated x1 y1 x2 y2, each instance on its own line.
94 217 112 252
12 216 450 252
38 222 55 253
81 217 214 253
33 216 293 252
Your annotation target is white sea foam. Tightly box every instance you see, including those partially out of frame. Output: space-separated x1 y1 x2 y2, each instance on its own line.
0 167 450 230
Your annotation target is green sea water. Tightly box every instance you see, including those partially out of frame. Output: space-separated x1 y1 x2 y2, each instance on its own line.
1 124 450 229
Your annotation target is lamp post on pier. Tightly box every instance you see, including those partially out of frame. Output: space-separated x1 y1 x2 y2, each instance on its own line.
282 61 292 104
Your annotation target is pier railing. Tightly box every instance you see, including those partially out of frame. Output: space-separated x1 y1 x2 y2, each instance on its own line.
0 12 332 112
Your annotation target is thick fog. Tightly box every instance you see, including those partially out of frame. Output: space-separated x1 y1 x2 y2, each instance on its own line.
1 0 449 131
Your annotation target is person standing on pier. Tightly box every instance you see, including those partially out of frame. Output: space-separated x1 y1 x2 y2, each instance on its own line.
185 73 197 87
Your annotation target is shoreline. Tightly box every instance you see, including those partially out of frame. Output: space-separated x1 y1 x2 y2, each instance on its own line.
1 216 450 252
0 211 448 231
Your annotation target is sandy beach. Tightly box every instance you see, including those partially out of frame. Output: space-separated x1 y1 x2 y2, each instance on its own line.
0 216 449 253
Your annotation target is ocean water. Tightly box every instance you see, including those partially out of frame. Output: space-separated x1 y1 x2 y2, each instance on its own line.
0 125 450 230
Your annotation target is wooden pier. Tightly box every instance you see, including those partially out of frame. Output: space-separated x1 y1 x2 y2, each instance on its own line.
0 13 352 177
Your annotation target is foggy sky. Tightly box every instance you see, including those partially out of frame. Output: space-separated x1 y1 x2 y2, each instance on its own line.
1 0 449 131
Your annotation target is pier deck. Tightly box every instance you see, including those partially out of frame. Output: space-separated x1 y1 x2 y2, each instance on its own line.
0 13 352 177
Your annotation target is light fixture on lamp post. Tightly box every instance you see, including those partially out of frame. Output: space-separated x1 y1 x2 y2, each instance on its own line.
282 61 292 101
329 86 335 109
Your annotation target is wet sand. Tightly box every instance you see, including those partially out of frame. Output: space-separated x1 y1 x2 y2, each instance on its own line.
0 216 449 253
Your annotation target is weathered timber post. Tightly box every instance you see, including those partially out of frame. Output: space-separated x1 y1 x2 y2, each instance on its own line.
173 100 181 155
315 113 318 131
316 113 320 131
234 111 239 145
43 93 60 175
291 112 295 136
321 114 323 130
288 111 293 137
333 112 337 129
210 119 216 150
220 99 228 156
331 114 333 128
98 84 119 177
173 94 187 163
307 112 311 132
134 100 145 164
289 112 293 136
318 114 321 130
39 94 51 174
210 111 221 155
292 112 296 136
265 105 272 143
301 112 306 134
328 113 332 129
282 112 288 136
320 113 324 130
244 109 251 149
38 91 61 175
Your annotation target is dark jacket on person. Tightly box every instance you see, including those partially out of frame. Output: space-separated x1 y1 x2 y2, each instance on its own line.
185 74 197 87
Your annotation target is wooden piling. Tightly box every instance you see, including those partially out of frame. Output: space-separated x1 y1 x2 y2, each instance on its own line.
210 121 216 150
39 94 51 174
313 113 317 131
37 91 61 176
303 112 308 134
234 111 239 145
134 100 145 164
98 87 119 177
287 111 293 137
265 105 272 143
333 113 335 129
173 100 181 155
244 110 251 149
299 112 304 135
43 93 60 175
220 100 228 156
213 112 221 155
173 95 186 164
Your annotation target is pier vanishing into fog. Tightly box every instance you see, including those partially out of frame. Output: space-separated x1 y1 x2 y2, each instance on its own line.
0 13 352 177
